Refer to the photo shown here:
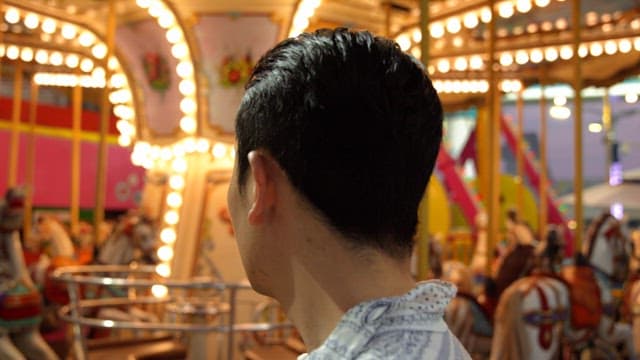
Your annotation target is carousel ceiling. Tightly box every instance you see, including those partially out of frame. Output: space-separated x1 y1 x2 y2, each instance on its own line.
1 0 640 124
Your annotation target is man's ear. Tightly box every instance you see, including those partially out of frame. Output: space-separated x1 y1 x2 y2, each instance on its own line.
247 151 277 225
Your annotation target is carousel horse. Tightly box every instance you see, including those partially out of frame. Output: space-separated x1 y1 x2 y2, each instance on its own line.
96 212 157 266
31 215 76 287
0 188 59 360
491 213 636 359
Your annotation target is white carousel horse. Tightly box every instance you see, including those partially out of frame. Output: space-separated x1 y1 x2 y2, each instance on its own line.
31 215 76 287
491 213 636 359
0 188 59 360
96 213 157 266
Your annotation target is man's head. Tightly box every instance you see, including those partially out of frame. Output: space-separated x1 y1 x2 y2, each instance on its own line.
228 28 442 291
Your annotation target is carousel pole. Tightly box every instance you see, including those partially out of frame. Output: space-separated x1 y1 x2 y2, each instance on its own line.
71 72 82 235
515 89 525 217
486 0 501 276
8 61 23 188
572 0 584 252
94 0 116 242
417 0 430 280
539 79 548 242
602 89 611 182
24 79 38 240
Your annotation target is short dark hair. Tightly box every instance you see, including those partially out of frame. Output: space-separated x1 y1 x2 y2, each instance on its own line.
235 28 443 258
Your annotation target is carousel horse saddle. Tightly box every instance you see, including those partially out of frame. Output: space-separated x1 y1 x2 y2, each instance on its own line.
560 265 602 329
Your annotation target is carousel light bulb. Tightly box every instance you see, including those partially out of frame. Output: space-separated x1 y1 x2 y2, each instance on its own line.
158 9 175 28
61 24 77 39
555 18 568 30
110 73 127 88
452 36 464 47
49 52 63 66
92 67 106 80
429 23 445 38
526 23 539 33
164 210 180 225
463 12 479 29
544 47 558 62
155 263 171 277
549 105 571 120
179 116 197 134
410 48 421 60
515 50 529 64
80 58 94 72
446 17 461 34
535 0 550 7
180 97 197 115
183 137 197 153
41 18 57 34
212 143 227 159
168 175 185 190
588 123 603 133
64 54 79 68
530 49 543 63
453 57 468 71
171 158 188 173
166 27 183 44
78 31 95 47
618 39 632 53
590 42 603 56
196 138 210 153
412 28 422 43
634 38 640 51
498 2 515 18
151 284 169 298
480 7 492 23
436 59 450 73
559 46 573 60
20 48 34 62
136 0 152 8
6 45 19 60
553 95 567 106
35 50 48 64
166 192 183 208
469 55 484 70
118 135 132 147
176 61 194 77
578 44 588 58
148 1 165 18
171 43 188 59
92 43 108 59
24 13 40 29
604 40 617 55
160 148 173 161
516 0 532 13
108 56 120 71
625 93 638 104
499 52 513 66
395 34 411 51
4 7 20 24
116 119 131 133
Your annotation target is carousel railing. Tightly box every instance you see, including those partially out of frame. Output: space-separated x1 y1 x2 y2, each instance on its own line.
52 265 293 360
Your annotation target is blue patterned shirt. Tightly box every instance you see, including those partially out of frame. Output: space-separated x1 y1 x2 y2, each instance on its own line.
298 280 470 359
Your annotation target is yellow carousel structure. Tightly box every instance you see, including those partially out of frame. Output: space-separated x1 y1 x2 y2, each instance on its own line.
1 0 640 359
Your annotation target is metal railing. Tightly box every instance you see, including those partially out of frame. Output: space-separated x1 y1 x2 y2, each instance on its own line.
52 265 292 360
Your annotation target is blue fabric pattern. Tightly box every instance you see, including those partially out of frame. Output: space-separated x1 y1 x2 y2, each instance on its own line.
298 280 471 359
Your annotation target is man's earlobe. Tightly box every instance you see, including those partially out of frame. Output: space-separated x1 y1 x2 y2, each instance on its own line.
247 151 276 225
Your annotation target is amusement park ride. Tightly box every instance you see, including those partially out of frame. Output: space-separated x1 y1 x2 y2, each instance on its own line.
1 0 640 359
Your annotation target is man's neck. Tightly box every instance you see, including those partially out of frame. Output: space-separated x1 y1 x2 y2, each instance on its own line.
283 235 415 351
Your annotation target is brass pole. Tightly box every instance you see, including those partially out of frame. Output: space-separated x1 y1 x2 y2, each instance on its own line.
539 83 548 243
602 90 611 183
8 61 23 187
572 0 584 253
516 89 525 217
486 0 501 276
24 80 38 240
94 0 117 242
71 74 83 235
417 0 430 280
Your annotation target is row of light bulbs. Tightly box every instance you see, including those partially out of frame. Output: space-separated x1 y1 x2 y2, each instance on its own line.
130 138 235 171
289 0 322 37
407 37 640 76
135 0 198 141
0 43 97 72
432 79 523 94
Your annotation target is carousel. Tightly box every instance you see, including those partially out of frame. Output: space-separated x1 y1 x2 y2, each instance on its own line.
0 0 639 359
